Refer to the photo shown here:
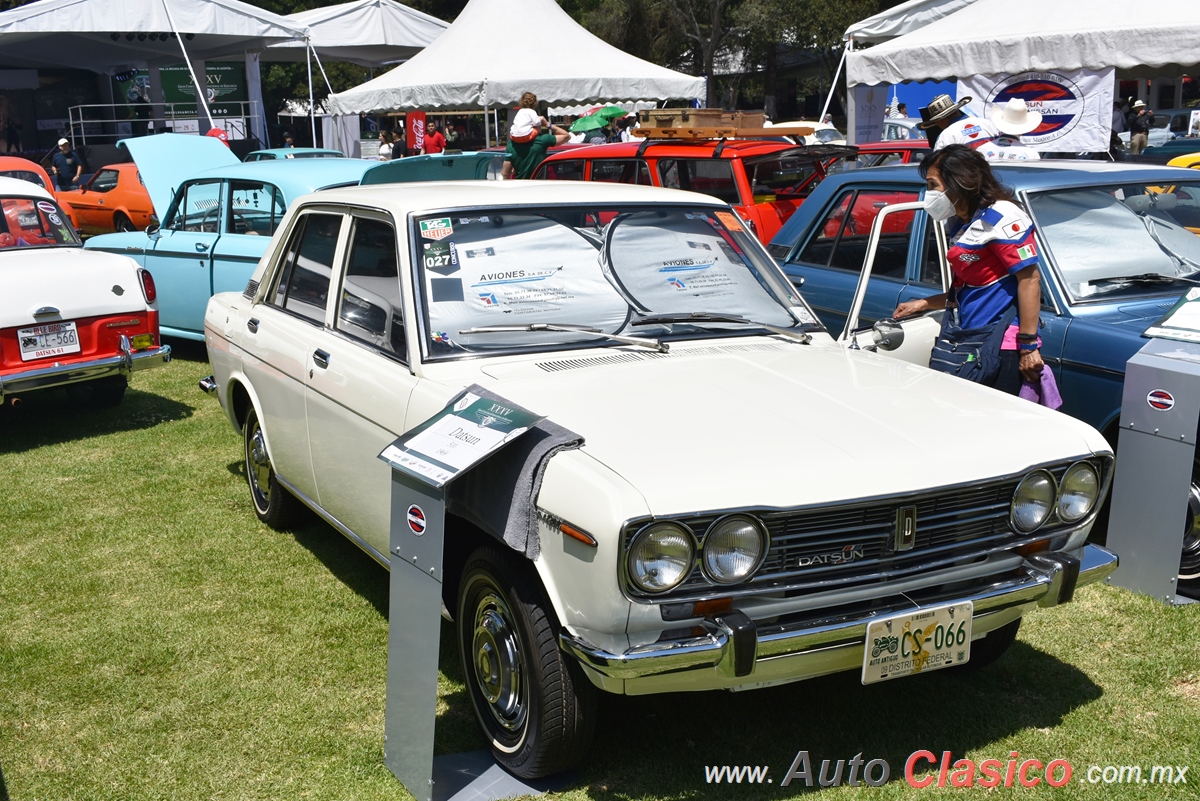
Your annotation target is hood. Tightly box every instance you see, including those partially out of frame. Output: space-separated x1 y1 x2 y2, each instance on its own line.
474 341 1107 516
120 134 240 220
1 248 147 324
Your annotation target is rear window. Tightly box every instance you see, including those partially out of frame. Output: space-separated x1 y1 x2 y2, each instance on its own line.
0 170 51 192
590 160 651 185
0 196 80 248
538 159 584 180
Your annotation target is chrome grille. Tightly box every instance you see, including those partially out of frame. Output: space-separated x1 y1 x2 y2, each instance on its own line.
622 463 1094 602
243 279 260 299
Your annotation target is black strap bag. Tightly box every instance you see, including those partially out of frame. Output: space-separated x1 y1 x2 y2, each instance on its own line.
928 303 1017 385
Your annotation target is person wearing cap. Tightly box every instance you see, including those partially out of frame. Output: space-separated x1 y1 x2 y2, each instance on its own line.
50 138 82 191
918 93 1002 152
986 98 1041 161
1129 100 1153 155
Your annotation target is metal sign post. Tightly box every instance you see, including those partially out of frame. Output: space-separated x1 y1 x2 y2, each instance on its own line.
1107 337 1200 605
377 390 545 801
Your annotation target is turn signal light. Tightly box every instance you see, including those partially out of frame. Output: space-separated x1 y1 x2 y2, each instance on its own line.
693 597 732 616
138 268 157 303
1017 539 1050 556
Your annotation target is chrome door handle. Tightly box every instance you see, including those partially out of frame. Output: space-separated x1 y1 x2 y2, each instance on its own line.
246 318 259 333
195 242 208 252
313 349 330 369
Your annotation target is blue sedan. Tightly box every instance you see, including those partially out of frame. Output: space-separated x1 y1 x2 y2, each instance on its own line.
86 134 375 340
769 161 1200 587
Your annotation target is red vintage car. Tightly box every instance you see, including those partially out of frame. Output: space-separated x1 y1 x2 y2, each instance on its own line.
533 138 855 243
55 162 154 234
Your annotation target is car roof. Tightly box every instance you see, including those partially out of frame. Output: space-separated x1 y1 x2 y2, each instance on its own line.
0 175 54 199
247 148 344 158
541 139 827 160
291 178 730 214
187 158 376 197
823 159 1200 189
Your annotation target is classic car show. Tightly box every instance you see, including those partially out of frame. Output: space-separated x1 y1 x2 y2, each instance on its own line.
1 0 1198 800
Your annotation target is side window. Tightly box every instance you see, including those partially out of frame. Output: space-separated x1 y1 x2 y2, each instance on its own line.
228 180 286 236
165 180 222 233
657 159 741 204
590 160 651 185
336 217 405 359
1170 114 1188 134
90 169 120 193
919 218 944 287
539 160 584 180
796 189 920 278
270 212 342 324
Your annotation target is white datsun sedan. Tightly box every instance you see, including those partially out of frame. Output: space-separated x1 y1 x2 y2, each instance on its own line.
0 177 170 409
202 181 1118 778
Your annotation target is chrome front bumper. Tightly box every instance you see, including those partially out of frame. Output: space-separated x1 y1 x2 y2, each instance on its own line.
561 545 1118 687
0 336 171 400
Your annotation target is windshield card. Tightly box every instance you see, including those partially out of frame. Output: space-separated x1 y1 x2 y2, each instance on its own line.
1145 288 1200 342
378 391 544 487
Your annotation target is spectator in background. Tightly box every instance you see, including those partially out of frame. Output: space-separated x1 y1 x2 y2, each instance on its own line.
897 103 908 117
502 118 570 179
282 132 295 148
1110 100 1127 160
50 138 82 190
377 129 393 161
1129 100 1152 156
421 123 446 155
4 115 23 152
393 128 406 158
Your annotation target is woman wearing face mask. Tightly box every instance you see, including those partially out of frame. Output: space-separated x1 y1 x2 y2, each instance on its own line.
892 144 1043 393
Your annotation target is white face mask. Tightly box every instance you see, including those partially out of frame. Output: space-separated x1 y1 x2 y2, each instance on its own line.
924 189 957 221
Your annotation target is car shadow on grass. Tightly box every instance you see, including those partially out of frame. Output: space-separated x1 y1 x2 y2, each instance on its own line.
578 641 1103 798
0 386 192 454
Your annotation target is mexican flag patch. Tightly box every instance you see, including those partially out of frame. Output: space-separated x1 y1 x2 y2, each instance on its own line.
1017 245 1035 260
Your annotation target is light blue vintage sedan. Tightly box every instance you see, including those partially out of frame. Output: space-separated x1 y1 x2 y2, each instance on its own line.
85 135 375 340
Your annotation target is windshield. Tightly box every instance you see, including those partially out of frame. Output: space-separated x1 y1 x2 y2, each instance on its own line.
0 196 80 248
414 204 820 358
1027 181 1200 302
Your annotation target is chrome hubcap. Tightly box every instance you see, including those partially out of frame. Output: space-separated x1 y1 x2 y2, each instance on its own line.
248 425 272 506
471 592 525 732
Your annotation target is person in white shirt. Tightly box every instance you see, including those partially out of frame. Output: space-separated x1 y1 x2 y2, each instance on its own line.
986 98 1042 161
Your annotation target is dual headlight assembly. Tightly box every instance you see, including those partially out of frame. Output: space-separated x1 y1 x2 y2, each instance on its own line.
627 514 766 594
1011 461 1101 533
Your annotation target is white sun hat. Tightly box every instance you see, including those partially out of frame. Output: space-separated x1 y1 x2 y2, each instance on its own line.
990 98 1043 136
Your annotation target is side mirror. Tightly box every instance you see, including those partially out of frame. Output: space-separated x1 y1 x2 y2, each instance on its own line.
145 223 161 238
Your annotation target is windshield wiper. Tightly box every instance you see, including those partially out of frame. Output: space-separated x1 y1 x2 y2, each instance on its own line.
1088 273 1200 287
458 323 669 352
631 311 812 344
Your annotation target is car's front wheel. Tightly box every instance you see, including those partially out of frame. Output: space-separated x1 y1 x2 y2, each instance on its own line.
244 407 301 529
457 545 595 779
113 212 135 232
1179 459 1200 591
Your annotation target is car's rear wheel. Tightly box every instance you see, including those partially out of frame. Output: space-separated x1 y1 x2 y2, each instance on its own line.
244 407 301 529
112 212 135 232
1178 459 1200 591
65 376 126 408
956 618 1020 671
457 545 595 779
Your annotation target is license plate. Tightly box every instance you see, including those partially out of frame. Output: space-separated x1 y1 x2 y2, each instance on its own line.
18 321 81 361
861 601 972 684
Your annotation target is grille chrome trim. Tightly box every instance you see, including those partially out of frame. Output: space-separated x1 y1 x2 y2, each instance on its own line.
621 455 1113 603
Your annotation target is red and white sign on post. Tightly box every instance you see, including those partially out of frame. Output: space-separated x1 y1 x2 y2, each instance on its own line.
407 111 426 157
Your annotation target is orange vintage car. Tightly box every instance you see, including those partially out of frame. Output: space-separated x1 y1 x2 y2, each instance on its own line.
55 162 154 234
0 156 78 228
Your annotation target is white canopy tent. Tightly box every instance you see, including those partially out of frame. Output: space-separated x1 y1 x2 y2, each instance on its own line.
0 0 310 142
846 0 1200 86
266 0 448 67
327 0 704 142
843 0 979 46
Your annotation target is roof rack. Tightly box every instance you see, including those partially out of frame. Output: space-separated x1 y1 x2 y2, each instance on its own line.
633 127 819 159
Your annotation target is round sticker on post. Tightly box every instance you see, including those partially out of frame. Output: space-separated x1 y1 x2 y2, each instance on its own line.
407 504 426 535
1147 389 1175 411
37 201 57 213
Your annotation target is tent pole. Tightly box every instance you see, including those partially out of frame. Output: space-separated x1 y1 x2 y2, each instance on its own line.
307 42 317 145
484 103 490 148
820 41 849 123
311 45 334 94
160 0 214 130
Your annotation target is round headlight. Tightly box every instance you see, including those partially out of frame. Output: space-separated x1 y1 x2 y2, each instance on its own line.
1057 462 1099 522
627 523 694 593
1012 470 1056 533
702 515 767 584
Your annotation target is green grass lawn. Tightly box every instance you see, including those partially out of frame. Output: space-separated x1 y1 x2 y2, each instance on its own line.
1 344 1198 800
